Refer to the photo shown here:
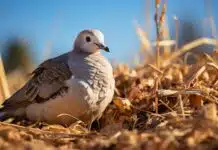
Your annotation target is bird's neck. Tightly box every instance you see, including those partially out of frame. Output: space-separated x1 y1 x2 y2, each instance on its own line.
72 48 101 55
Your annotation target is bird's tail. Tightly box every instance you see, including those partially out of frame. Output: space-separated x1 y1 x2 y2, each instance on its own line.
0 105 26 122
0 109 11 121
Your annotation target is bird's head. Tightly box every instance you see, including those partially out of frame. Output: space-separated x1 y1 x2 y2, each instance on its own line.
73 29 109 53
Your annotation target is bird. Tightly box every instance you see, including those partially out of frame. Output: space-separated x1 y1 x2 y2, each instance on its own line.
0 29 115 127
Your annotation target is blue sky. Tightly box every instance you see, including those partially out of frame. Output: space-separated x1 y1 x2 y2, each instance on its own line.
0 0 218 64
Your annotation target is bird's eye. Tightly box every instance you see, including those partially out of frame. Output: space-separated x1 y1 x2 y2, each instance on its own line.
86 36 91 42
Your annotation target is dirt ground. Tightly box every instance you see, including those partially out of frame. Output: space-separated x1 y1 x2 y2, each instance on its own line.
0 105 218 150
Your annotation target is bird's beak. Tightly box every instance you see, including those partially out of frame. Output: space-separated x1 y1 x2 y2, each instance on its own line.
95 43 110 52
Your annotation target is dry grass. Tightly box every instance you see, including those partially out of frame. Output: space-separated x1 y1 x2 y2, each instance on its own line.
0 55 10 102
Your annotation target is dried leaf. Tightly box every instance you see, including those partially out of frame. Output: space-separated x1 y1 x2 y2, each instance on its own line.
189 94 202 108
113 97 132 112
201 103 218 121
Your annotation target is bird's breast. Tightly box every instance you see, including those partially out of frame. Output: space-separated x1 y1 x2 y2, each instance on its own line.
68 54 114 111
69 54 113 89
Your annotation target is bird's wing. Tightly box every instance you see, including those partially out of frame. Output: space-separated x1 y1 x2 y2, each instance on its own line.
2 54 72 109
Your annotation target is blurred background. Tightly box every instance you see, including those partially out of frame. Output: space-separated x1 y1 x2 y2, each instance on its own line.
0 0 218 96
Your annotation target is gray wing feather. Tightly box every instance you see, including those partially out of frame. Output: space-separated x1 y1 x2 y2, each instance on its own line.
2 52 72 109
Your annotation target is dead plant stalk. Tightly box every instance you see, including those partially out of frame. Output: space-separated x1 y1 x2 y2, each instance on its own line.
0 55 10 102
154 0 167 113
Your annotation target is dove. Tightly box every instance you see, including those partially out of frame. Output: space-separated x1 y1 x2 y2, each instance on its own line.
0 29 115 127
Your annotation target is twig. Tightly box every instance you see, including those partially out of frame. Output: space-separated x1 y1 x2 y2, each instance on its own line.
152 40 175 47
178 95 185 119
174 16 179 51
147 64 163 74
159 99 174 112
207 62 218 70
131 105 165 118
162 38 218 67
204 52 217 64
0 121 91 139
186 65 206 87
153 0 167 113
134 21 153 56
0 55 10 102
154 0 161 68
162 17 171 57
154 77 159 113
